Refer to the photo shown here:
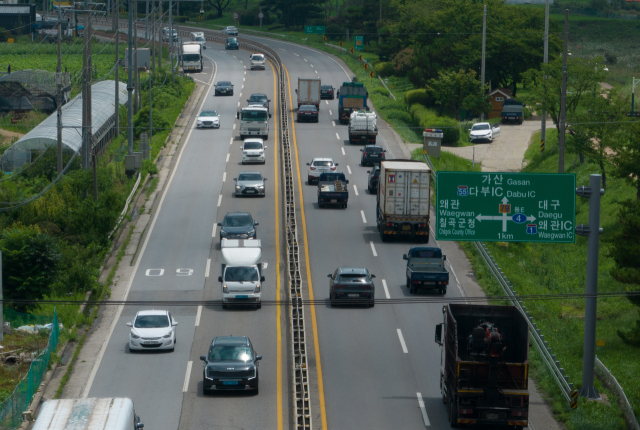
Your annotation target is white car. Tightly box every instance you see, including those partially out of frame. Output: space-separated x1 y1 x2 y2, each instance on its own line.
250 53 265 70
196 110 220 128
223 26 238 35
127 310 178 352
241 138 266 164
306 158 338 185
469 122 501 143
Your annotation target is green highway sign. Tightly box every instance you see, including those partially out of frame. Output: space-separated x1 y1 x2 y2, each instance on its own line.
304 26 325 34
354 35 364 50
435 172 576 243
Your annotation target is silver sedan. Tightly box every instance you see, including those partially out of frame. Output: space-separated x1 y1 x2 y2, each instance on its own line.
196 110 220 128
234 171 267 197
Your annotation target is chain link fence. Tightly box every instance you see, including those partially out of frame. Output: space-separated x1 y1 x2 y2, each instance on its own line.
0 308 58 429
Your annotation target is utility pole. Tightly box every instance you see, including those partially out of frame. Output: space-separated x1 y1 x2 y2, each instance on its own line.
558 9 568 174
151 1 155 73
57 20 63 176
541 0 550 152
379 0 381 22
149 72 153 144
115 9 120 136
112 0 116 31
128 0 134 156
170 0 174 83
158 1 162 69
576 175 604 400
82 4 88 169
146 0 149 39
480 4 487 121
134 3 139 114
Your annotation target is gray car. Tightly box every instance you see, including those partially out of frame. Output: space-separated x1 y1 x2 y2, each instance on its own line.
200 336 261 393
234 172 267 197
328 267 376 307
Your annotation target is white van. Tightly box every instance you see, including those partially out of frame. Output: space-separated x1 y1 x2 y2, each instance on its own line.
32 398 143 430
219 239 266 309
190 31 206 49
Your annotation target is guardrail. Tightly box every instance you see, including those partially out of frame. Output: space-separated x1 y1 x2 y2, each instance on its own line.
423 153 576 405
596 357 640 430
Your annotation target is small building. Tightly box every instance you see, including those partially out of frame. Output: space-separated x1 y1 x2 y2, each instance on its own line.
488 88 512 119
0 4 36 35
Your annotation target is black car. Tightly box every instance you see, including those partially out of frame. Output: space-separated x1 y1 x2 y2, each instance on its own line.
297 104 318 123
328 267 376 307
320 84 335 100
215 81 234 96
225 37 239 50
218 212 258 244
367 165 380 193
200 336 262 393
360 145 386 166
247 93 270 113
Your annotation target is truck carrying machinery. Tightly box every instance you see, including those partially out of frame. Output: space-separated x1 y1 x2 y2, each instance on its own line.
237 105 271 139
376 160 430 242
403 246 449 294
317 172 349 208
180 42 203 73
348 111 378 144
435 304 530 429
337 81 368 124
296 78 321 109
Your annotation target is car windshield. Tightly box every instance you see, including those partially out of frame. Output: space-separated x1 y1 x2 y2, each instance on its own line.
300 106 316 112
244 142 263 150
183 54 200 62
208 345 253 362
371 168 380 177
224 267 260 282
321 85 332 90
249 95 267 103
200 111 218 117
227 38 237 43
313 160 332 167
223 214 253 227
238 173 262 181
472 124 490 131
252 55 264 61
365 146 383 153
409 248 442 258
195 37 205 41
338 274 367 282
218 81 231 87
241 111 268 121
134 315 169 328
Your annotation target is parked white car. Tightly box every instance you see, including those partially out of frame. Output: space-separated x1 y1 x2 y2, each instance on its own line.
241 138 266 164
250 53 266 70
469 122 501 143
306 157 338 185
127 310 178 352
222 26 238 35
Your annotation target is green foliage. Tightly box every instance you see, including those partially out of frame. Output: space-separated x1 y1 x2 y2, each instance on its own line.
261 0 325 27
409 104 460 145
370 87 390 98
609 199 640 287
427 69 490 120
374 62 394 78
611 122 640 199
391 48 414 77
239 7 273 26
403 89 431 107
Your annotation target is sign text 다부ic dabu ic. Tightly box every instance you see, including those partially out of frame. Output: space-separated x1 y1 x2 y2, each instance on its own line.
435 172 576 243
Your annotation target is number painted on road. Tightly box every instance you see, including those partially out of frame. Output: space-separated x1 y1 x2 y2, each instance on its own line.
176 268 194 276
146 269 165 276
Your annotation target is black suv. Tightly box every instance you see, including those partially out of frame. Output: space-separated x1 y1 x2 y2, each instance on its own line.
218 212 258 244
215 81 234 96
367 165 380 193
225 37 239 50
201 336 262 393
320 84 335 100
360 145 386 166
247 93 270 113
328 267 376 307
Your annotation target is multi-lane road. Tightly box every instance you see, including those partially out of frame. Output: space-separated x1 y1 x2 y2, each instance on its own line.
81 29 543 430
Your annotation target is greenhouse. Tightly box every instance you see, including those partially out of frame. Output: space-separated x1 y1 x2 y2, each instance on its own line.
1 80 128 172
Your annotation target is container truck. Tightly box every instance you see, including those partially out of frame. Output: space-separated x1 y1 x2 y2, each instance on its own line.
32 398 144 430
180 42 203 73
435 304 530 429
295 78 321 109
337 81 368 124
376 160 430 242
348 111 378 144
218 239 266 309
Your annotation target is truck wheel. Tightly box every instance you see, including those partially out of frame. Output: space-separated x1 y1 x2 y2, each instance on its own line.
330 294 336 307
406 277 410 289
410 288 416 294
222 304 228 309
369 299 375 308
380 231 388 242
449 392 459 428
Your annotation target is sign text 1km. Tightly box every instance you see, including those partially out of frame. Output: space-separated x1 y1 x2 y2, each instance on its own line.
435 172 576 243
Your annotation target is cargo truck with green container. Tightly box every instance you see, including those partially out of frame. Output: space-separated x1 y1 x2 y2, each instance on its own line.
337 81 368 124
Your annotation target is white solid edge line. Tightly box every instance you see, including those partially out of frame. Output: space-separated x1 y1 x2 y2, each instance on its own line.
382 280 390 299
341 147 345 155
397 329 408 353
335 132 340 140
223 172 226 182
82 57 219 398
353 184 358 196
226 153 230 162
205 258 211 278
417 392 431 428
212 223 218 238
217 194 223 207
360 210 367 223
370 241 377 257
195 305 202 327
347 165 352 175
183 361 193 392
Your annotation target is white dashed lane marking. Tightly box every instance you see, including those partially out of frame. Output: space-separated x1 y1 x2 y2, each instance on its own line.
382 280 390 299
397 329 408 353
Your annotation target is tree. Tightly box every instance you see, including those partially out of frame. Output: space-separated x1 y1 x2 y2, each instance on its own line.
612 122 640 200
207 0 232 18
262 0 325 27
427 69 489 120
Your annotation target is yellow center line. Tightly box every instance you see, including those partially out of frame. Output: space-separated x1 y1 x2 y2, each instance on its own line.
284 64 329 430
270 58 283 430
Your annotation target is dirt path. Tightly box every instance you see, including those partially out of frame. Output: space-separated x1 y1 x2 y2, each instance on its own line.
0 129 24 146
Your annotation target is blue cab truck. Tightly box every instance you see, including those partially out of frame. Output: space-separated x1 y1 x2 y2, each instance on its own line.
403 247 449 294
317 172 349 208
337 81 368 124
501 99 524 124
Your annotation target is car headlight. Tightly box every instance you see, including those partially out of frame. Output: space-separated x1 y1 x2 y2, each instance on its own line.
131 331 140 339
223 284 229 293
197 120 202 124
243 151 248 155
220 230 229 237
248 229 255 236
256 185 264 189
163 331 173 339
254 284 261 293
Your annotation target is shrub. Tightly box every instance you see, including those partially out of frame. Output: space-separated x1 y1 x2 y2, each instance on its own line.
392 48 414 76
374 62 394 78
410 104 460 145
325 23 344 41
239 7 273 26
371 87 390 98
404 89 431 107
383 109 413 123
604 52 618 65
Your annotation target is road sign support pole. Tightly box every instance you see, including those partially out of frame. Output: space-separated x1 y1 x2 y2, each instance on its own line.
541 0 549 152
577 174 603 400
127 3 134 157
558 9 569 173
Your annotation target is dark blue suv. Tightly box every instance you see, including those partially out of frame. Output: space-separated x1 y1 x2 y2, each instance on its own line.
225 37 239 50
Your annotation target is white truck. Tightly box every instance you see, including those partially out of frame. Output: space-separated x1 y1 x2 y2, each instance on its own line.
190 31 206 49
348 111 378 144
32 398 144 430
295 78 321 109
376 160 431 243
181 42 203 73
237 105 271 140
219 239 266 309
